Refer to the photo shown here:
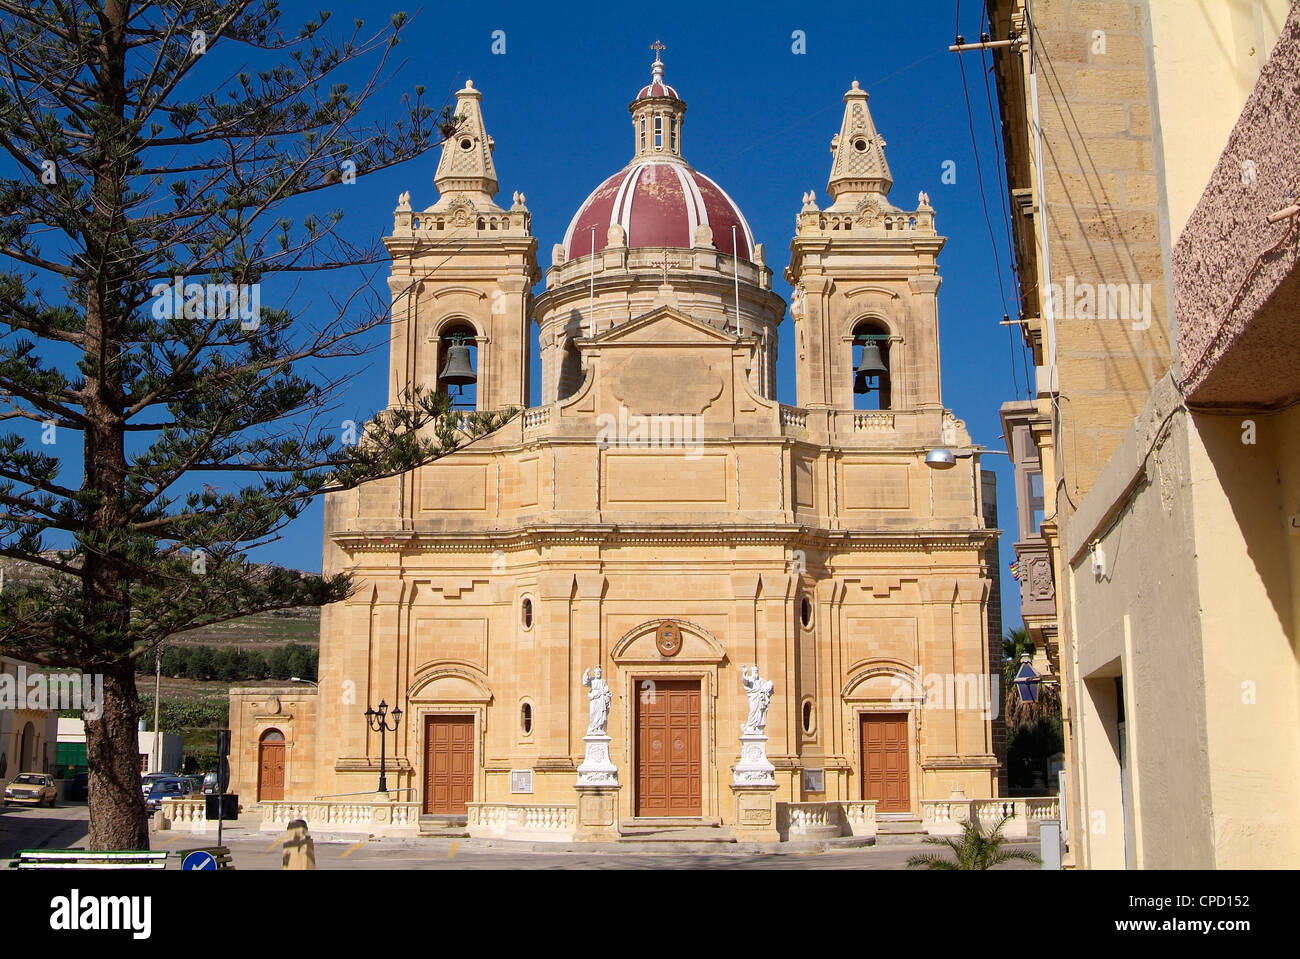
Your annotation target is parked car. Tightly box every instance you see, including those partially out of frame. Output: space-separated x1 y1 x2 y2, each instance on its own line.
67 772 89 802
202 771 220 795
140 771 170 798
144 777 191 815
3 773 58 807
184 775 203 794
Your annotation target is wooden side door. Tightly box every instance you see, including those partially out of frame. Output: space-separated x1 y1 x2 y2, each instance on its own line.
861 713 910 813
258 733 286 801
423 715 474 815
636 679 701 817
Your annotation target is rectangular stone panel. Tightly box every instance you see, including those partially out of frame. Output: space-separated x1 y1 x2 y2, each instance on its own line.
793 456 815 508
421 462 488 511
604 452 729 505
842 463 911 510
413 617 488 672
844 616 918 673
517 457 539 508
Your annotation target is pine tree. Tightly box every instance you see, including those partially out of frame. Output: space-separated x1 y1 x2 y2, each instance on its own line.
0 1 508 847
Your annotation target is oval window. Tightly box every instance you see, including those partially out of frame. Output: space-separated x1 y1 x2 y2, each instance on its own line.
801 700 815 734
520 702 533 735
521 597 534 630
853 137 868 152
459 137 473 151
800 596 813 629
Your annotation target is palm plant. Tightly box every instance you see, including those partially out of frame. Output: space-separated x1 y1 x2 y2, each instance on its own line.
906 815 1042 870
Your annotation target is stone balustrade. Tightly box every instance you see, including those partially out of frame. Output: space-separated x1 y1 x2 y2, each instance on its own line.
775 800 878 842
921 796 1060 838
257 799 422 836
850 411 896 431
522 405 552 430
466 802 577 842
155 798 209 833
779 405 808 430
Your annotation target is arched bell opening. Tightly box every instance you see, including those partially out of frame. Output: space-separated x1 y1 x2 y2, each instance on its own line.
437 319 480 410
851 319 892 411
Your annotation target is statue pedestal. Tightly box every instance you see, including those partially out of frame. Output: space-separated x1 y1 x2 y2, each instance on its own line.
576 733 618 787
731 733 779 842
731 783 779 843
574 785 622 842
732 733 776 787
575 734 620 842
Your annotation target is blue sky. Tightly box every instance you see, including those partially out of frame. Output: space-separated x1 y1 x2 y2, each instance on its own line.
254 0 1033 630
9 0 1033 631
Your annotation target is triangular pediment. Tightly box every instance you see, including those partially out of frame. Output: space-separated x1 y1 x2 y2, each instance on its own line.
590 305 739 346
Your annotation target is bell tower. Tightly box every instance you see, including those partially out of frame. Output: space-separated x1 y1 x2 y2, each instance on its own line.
384 80 540 412
786 81 945 417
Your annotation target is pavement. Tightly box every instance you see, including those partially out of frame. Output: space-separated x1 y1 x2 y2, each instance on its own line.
1 802 1040 869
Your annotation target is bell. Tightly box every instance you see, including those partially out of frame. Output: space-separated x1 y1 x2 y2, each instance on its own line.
853 341 888 394
438 342 476 389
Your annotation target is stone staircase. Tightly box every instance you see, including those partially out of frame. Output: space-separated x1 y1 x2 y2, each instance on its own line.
874 817 926 841
616 823 737 844
418 815 469 838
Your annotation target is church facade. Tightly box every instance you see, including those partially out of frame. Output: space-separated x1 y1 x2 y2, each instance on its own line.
229 54 1001 836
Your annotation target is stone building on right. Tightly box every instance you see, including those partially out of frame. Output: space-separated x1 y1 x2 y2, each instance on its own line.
988 0 1300 867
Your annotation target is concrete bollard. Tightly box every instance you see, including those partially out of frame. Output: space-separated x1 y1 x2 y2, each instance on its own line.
282 818 316 870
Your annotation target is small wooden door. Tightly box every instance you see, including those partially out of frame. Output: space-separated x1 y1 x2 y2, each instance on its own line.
861 713 909 813
258 730 286 801
636 679 701 817
423 715 474 815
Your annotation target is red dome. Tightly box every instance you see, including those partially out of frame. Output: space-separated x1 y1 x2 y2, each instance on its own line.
635 80 679 100
562 160 755 261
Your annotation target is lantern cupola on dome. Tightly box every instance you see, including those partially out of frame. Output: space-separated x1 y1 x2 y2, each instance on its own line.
561 44 755 263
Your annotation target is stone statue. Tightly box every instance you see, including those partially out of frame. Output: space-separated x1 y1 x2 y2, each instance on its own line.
741 665 774 736
583 667 612 736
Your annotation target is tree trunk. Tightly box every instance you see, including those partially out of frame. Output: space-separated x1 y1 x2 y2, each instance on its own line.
77 0 145 851
84 663 149 849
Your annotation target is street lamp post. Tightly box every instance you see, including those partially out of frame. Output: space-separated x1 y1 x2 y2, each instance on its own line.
364 700 402 796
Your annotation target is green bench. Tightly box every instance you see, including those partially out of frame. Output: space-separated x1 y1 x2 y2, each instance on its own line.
7 849 170 870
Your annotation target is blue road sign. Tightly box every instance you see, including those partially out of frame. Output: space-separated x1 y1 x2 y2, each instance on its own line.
182 850 217 871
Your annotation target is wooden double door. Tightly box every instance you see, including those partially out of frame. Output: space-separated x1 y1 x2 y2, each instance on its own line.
861 713 910 813
423 715 474 816
635 679 702 817
258 731 285 802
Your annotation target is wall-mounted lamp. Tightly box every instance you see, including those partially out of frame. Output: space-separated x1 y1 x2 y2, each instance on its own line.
924 447 1010 470
1090 540 1106 580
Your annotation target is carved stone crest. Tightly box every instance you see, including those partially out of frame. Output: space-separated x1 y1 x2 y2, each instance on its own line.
655 620 681 657
447 194 473 227
853 194 882 227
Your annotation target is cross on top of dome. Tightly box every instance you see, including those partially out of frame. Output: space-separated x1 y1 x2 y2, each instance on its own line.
636 39 680 101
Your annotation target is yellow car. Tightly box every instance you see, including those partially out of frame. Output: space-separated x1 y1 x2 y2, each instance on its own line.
3 773 57 807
